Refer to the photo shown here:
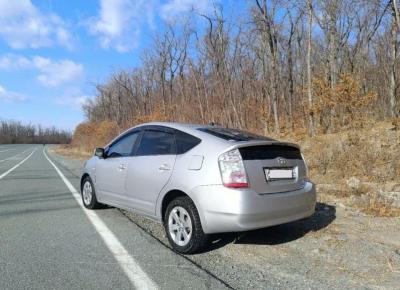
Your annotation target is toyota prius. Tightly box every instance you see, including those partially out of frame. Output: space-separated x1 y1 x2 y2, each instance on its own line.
81 122 316 254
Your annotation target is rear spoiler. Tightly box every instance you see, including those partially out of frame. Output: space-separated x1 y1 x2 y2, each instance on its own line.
229 140 301 151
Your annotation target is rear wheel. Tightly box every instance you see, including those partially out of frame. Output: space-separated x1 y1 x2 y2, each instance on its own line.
81 176 102 209
164 196 208 254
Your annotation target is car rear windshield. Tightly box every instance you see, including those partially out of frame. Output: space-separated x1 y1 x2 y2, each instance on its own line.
197 127 274 142
239 145 302 160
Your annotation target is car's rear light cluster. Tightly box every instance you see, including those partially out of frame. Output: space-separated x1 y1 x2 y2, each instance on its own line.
301 153 310 182
218 149 248 188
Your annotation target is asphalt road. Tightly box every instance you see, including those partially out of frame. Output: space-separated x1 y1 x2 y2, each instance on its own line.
0 144 228 290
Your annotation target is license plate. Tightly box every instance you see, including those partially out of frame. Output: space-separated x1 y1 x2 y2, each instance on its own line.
265 168 294 180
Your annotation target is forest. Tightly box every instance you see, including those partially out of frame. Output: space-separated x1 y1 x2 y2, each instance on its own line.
77 0 400 143
0 120 71 144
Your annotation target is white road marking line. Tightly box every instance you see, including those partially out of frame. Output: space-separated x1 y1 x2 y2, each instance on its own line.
0 149 37 180
43 148 158 290
0 148 31 163
0 149 15 153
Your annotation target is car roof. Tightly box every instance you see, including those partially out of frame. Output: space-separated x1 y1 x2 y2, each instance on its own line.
107 121 299 150
133 121 276 143
137 122 208 131
132 121 220 141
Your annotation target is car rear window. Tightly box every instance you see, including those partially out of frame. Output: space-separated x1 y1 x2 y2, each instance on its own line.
136 130 175 155
197 127 274 142
175 130 201 154
239 145 302 160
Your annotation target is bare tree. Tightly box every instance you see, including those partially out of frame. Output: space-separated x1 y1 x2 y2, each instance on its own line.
390 0 399 117
80 0 398 138
255 0 281 133
0 120 71 144
307 0 315 135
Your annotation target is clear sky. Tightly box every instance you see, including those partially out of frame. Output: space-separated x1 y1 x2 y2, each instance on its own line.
0 0 242 131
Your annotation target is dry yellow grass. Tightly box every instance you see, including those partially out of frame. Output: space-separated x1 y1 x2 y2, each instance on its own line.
361 199 400 217
274 120 400 217
51 144 92 161
279 121 399 184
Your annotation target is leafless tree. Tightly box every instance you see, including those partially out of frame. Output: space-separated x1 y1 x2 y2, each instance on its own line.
80 0 399 136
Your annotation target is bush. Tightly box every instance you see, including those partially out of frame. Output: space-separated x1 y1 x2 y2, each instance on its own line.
72 121 119 153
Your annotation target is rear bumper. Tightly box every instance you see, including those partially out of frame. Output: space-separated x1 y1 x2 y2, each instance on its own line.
190 182 316 234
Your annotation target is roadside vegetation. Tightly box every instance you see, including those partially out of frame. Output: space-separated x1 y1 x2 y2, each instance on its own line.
0 120 71 144
285 120 400 217
60 0 400 216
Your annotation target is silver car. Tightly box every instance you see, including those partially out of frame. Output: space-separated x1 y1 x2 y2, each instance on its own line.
81 122 316 254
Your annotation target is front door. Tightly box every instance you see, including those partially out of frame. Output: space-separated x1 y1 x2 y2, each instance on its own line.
95 131 140 204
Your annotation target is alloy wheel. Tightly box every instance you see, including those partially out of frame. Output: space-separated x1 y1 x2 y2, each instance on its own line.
168 206 193 247
82 181 93 206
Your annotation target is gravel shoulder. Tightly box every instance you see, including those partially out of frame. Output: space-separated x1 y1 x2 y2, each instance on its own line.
49 148 400 290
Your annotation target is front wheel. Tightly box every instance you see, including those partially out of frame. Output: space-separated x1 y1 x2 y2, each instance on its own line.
164 196 208 254
81 176 102 209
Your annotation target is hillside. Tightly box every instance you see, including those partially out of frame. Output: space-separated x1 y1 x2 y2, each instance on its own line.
278 120 400 216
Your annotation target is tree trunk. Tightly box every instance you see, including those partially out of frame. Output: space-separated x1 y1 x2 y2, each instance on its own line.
259 0 280 133
271 56 280 133
328 8 337 132
307 0 315 136
391 0 399 117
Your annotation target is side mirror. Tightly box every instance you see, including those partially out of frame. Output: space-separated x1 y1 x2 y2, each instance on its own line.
94 148 106 158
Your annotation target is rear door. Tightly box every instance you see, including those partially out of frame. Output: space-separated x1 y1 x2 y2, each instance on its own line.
125 128 176 215
95 130 141 203
239 144 307 194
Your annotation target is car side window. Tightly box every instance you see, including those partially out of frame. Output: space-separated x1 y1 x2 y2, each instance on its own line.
136 130 175 156
107 131 140 158
175 130 201 154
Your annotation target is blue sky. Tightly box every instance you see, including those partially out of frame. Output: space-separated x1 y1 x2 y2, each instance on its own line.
0 0 241 131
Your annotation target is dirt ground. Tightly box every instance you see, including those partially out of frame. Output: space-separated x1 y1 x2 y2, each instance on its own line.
50 149 400 290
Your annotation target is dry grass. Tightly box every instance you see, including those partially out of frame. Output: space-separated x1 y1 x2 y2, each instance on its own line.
51 144 92 161
280 121 399 184
360 198 400 217
278 120 400 217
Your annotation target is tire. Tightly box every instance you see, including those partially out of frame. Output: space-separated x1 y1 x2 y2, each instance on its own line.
164 196 208 254
81 176 102 209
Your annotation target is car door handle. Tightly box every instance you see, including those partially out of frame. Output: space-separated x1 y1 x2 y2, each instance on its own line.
159 164 171 171
118 164 127 171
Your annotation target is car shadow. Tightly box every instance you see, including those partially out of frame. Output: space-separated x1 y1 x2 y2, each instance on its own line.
203 202 336 252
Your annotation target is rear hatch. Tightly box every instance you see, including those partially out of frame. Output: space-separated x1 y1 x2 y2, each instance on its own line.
237 142 307 194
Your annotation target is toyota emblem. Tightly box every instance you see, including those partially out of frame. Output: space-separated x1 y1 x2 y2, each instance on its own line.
277 157 287 166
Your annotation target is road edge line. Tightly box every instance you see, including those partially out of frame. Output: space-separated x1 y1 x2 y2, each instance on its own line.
0 149 15 153
43 148 158 290
0 148 37 179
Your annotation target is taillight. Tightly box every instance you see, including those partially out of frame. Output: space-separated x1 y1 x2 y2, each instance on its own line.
301 153 309 179
218 149 248 188
301 153 310 181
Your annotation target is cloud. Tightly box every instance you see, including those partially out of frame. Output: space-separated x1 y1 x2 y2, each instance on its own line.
0 54 31 70
86 0 154 52
0 0 73 49
0 85 27 102
160 0 214 21
32 57 84 87
86 0 215 52
0 54 84 87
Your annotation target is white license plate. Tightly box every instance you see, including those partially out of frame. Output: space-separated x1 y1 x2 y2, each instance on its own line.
265 168 294 180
